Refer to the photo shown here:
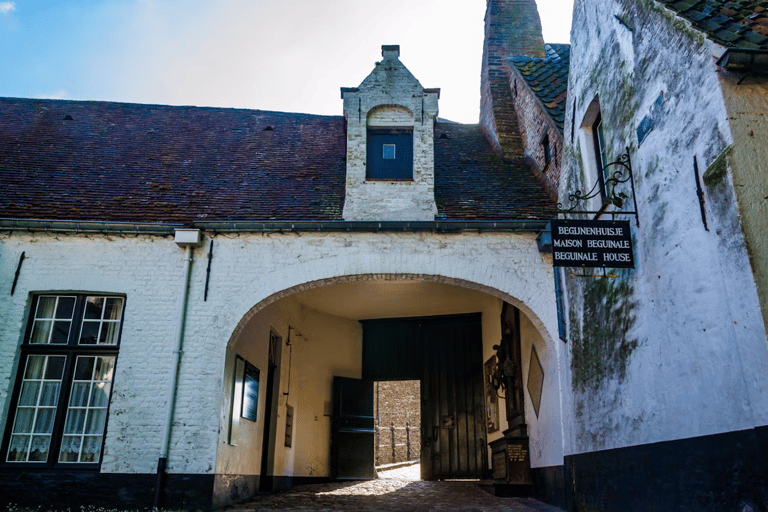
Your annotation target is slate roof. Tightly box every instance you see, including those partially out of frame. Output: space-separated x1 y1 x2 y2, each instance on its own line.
0 98 555 225
658 0 768 50
509 44 570 133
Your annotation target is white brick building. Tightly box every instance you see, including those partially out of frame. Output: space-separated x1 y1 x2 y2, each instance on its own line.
0 35 561 509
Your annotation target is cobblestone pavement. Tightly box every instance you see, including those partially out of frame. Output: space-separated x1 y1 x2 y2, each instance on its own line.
376 461 420 480
225 477 565 512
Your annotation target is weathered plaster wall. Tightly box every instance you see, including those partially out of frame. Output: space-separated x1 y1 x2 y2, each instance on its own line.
341 47 439 221
562 0 768 455
0 229 562 477
215 296 362 482
717 73 768 336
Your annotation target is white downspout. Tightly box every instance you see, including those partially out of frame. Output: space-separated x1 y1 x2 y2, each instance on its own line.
155 229 202 508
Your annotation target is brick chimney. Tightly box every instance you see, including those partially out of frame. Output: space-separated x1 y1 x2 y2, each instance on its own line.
480 0 546 158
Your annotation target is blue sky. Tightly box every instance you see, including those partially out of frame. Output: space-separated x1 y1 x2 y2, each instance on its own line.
0 0 573 123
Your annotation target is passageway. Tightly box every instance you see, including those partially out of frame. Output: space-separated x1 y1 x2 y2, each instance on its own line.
224 479 565 511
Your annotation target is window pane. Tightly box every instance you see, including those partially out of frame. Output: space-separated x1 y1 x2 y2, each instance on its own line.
50 321 71 344
105 298 123 321
90 383 111 407
86 409 107 435
38 382 61 406
383 144 396 159
28 435 51 462
33 408 56 434
74 357 95 381
63 408 86 435
58 436 81 462
99 322 120 345
69 382 90 407
24 355 46 379
45 356 66 379
18 381 40 406
30 320 52 344
55 297 76 319
83 297 104 320
94 357 115 381
13 408 34 433
81 436 102 463
79 321 100 345
8 435 30 461
36 297 57 319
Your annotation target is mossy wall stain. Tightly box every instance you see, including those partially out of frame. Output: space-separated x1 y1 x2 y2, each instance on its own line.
703 145 732 187
569 274 638 393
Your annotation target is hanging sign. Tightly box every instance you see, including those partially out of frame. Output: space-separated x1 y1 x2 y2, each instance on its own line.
551 219 634 268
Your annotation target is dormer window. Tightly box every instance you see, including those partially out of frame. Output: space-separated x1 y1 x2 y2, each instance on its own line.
366 127 413 180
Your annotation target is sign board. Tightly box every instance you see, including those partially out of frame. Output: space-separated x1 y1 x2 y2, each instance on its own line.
551 219 634 268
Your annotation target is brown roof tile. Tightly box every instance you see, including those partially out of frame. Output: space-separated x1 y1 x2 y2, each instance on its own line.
0 98 555 225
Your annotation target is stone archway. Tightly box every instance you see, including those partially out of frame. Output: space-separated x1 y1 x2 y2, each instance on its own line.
213 271 565 505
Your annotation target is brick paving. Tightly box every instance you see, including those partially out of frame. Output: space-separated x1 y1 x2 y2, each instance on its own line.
225 476 565 512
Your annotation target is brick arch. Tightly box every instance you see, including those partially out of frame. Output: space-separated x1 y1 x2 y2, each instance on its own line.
227 272 557 353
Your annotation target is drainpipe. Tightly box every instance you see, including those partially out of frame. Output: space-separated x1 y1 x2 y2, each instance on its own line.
154 229 202 508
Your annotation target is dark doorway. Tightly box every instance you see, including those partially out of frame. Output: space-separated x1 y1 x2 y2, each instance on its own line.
259 331 281 491
361 314 486 481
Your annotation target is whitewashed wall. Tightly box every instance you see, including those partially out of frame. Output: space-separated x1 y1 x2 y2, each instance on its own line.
562 0 768 455
0 229 561 476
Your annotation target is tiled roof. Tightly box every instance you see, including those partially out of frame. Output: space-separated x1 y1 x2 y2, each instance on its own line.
658 0 768 50
434 122 556 220
509 44 570 133
0 98 555 225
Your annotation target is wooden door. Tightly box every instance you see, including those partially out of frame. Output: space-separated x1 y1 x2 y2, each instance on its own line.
331 376 375 480
361 315 486 480
421 317 486 480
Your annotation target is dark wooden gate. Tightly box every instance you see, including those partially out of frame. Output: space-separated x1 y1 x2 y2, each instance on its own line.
361 314 486 480
331 376 375 479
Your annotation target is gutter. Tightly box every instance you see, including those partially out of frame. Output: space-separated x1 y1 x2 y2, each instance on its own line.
0 218 551 234
0 218 180 234
193 220 550 233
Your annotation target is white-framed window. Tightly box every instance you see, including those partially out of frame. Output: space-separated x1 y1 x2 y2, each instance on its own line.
580 96 610 203
3 294 123 466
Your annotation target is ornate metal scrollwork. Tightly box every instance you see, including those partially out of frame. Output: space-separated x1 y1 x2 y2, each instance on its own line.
557 147 640 226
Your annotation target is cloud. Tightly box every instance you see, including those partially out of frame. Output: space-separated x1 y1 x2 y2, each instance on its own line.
0 2 16 15
38 90 69 100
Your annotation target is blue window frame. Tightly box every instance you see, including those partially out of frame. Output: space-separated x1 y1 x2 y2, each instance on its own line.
366 128 413 180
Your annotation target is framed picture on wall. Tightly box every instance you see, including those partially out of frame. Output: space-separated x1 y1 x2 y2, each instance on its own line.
241 361 260 421
484 355 500 433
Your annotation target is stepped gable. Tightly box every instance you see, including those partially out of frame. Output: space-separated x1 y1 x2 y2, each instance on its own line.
509 43 570 133
434 122 556 220
0 98 555 225
658 0 768 50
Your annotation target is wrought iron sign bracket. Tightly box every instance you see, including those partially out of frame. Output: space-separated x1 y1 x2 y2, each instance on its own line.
556 147 640 227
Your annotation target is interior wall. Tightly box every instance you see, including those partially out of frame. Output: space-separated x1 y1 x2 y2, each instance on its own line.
520 313 564 468
480 301 564 469
215 295 362 481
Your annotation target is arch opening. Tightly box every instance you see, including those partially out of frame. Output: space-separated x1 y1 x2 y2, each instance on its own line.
213 274 564 505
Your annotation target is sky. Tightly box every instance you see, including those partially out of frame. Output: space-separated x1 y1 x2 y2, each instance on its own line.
0 0 573 124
